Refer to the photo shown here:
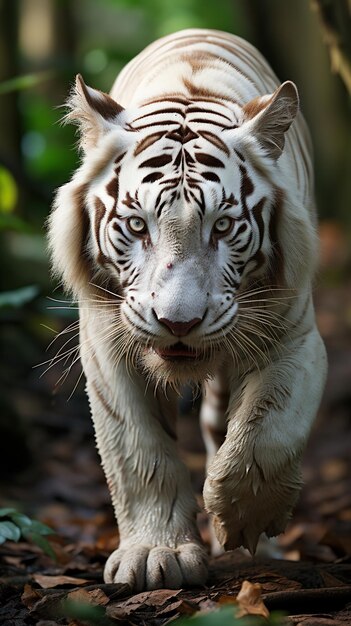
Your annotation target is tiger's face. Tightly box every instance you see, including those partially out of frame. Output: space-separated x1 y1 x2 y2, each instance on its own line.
86 120 275 384
51 76 300 385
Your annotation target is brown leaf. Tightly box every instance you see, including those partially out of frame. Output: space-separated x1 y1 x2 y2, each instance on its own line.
236 580 270 619
157 598 196 617
67 587 110 606
26 590 64 618
218 594 236 605
107 588 181 619
33 574 90 589
124 588 181 608
150 589 183 605
21 583 42 609
3 555 25 568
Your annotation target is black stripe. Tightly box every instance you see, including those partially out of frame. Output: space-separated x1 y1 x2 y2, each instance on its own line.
189 118 232 127
133 107 186 122
140 154 173 168
202 172 220 182
195 153 224 168
142 172 164 183
187 106 232 122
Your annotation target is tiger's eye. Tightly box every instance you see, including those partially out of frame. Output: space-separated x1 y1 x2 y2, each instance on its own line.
213 216 233 236
127 216 147 235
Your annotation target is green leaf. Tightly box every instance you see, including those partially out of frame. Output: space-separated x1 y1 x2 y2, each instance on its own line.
23 530 57 561
9 512 34 530
27 519 55 535
0 285 39 308
0 167 18 213
0 507 18 517
0 509 56 557
0 520 21 543
0 70 55 95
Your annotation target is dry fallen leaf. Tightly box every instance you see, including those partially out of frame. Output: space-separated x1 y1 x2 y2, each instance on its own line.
3 554 25 568
157 598 196 617
107 588 181 619
21 583 42 609
67 587 110 606
33 574 90 589
122 588 181 608
24 590 64 618
236 580 270 619
218 593 237 605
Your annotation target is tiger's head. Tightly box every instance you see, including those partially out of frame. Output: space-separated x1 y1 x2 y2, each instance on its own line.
49 75 316 386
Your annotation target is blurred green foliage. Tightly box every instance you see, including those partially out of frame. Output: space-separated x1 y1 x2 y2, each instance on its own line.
0 508 56 559
0 166 18 212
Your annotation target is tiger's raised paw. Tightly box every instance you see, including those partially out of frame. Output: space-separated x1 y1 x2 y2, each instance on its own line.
103 542 208 591
203 458 302 555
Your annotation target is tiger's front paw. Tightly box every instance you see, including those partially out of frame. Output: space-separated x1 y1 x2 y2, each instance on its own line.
104 542 208 592
203 459 302 555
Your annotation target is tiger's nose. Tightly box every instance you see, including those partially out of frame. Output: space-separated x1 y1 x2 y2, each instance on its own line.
156 315 203 337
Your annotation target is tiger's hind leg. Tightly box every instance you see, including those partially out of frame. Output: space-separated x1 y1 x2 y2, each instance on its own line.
200 374 229 555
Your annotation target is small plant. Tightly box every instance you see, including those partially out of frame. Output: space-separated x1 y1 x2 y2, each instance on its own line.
0 507 56 559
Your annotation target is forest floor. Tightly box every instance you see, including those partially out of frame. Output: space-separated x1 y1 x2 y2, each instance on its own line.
1 233 351 625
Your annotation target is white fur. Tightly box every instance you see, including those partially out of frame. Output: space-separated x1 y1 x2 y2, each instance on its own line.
48 29 327 591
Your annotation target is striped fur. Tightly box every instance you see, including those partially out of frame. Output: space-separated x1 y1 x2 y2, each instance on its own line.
48 29 327 591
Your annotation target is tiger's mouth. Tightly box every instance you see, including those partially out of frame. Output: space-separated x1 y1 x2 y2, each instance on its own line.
154 342 201 361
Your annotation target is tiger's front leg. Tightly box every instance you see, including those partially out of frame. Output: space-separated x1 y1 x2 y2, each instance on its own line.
81 323 207 592
203 325 327 554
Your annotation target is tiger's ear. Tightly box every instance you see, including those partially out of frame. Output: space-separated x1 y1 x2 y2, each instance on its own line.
65 74 124 152
242 81 299 160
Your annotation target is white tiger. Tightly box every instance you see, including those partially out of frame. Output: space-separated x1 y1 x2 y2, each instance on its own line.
48 29 327 591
